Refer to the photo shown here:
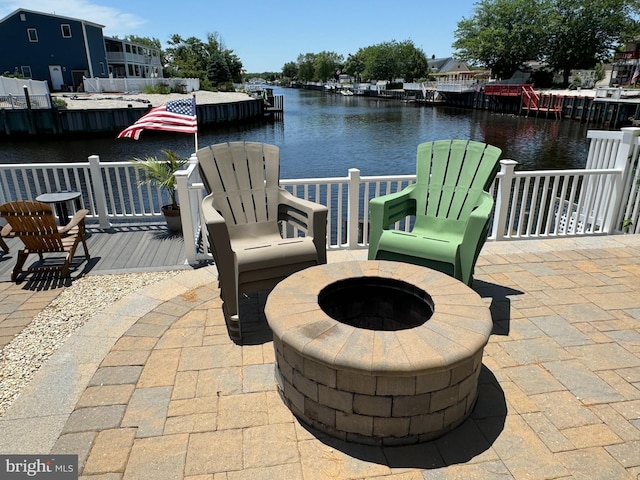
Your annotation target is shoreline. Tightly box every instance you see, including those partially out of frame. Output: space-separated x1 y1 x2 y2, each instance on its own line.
51 90 255 110
51 87 601 111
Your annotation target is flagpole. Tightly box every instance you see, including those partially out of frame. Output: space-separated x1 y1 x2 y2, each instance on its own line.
193 93 198 153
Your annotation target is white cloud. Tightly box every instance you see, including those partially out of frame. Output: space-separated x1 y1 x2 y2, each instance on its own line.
0 0 145 37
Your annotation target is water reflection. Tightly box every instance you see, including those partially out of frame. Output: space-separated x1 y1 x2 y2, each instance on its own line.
0 87 590 178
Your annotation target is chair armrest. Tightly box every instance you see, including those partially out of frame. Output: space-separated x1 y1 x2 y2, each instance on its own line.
201 193 235 277
277 189 328 264
368 186 416 259
1 223 12 237
58 209 89 235
459 192 494 284
369 185 417 228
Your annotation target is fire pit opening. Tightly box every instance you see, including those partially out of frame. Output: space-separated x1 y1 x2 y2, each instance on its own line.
318 277 434 331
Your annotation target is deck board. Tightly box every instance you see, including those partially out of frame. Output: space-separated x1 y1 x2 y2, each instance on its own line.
0 222 195 282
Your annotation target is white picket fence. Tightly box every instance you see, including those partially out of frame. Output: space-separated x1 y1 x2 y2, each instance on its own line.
0 76 52 109
1 128 639 264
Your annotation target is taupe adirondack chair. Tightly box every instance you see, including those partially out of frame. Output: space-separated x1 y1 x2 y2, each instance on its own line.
197 142 328 341
368 140 502 286
0 201 90 281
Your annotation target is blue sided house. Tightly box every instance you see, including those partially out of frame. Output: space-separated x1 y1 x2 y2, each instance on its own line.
0 8 109 91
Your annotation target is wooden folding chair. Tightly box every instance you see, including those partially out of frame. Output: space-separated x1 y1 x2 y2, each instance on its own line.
0 201 90 281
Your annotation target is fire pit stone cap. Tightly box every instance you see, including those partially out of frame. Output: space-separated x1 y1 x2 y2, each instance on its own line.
266 260 493 375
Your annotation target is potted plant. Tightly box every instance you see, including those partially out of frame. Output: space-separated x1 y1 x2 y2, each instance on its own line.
132 149 189 233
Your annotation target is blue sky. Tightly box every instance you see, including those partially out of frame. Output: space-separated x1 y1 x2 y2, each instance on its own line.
0 0 477 73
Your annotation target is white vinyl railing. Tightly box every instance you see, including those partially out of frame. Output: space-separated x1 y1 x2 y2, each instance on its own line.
491 163 621 239
0 156 173 229
435 79 479 93
2 128 640 264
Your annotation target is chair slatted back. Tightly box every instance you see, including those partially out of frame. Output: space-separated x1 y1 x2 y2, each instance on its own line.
0 201 64 252
197 142 281 226
415 140 501 222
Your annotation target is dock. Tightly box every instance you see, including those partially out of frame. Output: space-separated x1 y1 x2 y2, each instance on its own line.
439 84 640 129
299 79 640 129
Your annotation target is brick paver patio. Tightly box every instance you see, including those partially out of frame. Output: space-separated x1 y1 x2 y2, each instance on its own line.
0 235 639 479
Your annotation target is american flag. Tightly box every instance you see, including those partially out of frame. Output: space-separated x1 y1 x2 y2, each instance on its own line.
117 96 197 140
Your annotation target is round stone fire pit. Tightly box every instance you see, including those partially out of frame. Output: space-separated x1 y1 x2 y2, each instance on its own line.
265 260 493 446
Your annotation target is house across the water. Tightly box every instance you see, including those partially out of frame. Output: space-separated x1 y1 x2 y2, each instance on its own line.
0 8 163 92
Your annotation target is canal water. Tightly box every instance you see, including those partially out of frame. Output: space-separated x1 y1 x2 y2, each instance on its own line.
0 87 591 179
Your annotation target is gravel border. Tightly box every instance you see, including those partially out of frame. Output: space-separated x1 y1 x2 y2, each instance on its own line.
0 271 179 417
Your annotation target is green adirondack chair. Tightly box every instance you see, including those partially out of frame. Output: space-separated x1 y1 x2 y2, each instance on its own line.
368 140 502 286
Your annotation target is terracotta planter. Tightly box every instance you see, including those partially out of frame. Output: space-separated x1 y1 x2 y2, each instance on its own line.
161 205 182 233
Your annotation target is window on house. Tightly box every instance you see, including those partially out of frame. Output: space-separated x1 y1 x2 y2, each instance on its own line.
27 28 38 42
125 44 131 53
21 66 32 78
61 24 71 38
100 62 105 75
20 13 26 21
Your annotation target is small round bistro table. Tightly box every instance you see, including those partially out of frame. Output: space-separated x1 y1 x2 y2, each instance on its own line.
35 191 82 225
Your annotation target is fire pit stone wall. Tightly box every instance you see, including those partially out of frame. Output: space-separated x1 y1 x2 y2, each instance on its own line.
265 260 493 446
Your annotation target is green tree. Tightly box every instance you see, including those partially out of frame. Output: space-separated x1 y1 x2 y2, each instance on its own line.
165 34 209 78
223 50 243 83
594 62 606 83
314 51 344 81
297 53 317 82
364 42 398 81
544 0 639 86
344 52 366 82
282 62 298 79
396 40 430 82
207 51 231 85
286 40 427 84
453 0 547 79
164 32 243 88
124 35 161 50
454 0 640 83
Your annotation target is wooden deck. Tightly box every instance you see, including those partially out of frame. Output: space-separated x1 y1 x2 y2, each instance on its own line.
0 222 199 282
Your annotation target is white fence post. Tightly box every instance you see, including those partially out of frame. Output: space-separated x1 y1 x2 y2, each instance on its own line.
491 160 518 241
606 127 640 233
347 168 361 248
88 155 111 228
175 159 197 264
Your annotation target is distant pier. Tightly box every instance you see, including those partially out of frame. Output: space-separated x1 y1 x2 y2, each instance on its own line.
294 81 640 130
436 85 640 130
